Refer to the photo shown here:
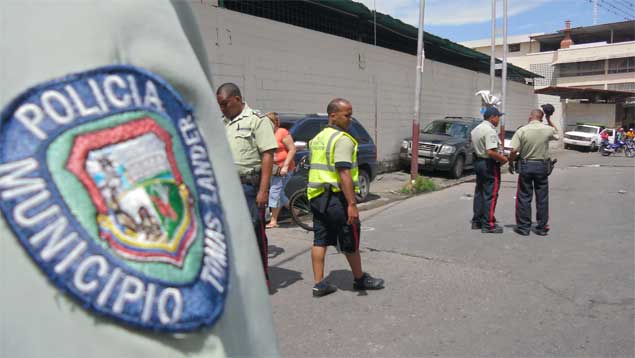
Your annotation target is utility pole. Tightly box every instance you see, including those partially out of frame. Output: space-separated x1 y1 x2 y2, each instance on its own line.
410 0 426 180
500 0 508 144
373 0 377 46
490 0 496 93
593 0 598 25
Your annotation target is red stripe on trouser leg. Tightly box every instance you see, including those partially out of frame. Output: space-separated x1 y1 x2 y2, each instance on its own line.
515 175 521 226
489 164 500 229
352 222 360 252
259 209 269 278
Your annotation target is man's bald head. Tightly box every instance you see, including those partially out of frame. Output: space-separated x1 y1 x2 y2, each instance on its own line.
530 109 544 122
216 83 244 119
326 98 353 130
327 98 351 115
216 82 242 98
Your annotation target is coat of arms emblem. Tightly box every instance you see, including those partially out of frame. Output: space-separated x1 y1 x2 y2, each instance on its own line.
0 66 229 331
66 118 197 266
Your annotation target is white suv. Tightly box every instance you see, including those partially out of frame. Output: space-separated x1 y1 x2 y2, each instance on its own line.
564 125 603 151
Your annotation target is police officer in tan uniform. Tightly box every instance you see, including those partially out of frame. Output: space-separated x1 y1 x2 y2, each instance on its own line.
471 107 508 234
509 107 559 236
217 83 277 284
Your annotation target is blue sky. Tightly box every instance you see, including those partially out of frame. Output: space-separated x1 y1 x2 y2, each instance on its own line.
356 0 633 42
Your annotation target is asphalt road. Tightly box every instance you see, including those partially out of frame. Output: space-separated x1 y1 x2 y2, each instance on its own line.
267 150 635 357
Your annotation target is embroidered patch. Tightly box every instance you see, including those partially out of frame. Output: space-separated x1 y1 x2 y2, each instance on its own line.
0 66 229 332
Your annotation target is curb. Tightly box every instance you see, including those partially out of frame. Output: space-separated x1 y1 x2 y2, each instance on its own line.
358 175 477 212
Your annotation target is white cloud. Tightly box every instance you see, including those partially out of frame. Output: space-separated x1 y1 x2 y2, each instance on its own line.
355 0 550 26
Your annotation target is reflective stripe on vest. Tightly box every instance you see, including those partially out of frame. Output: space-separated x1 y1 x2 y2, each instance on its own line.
307 127 359 200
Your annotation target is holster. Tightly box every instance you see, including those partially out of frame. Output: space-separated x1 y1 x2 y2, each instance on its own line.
548 158 557 176
240 168 261 186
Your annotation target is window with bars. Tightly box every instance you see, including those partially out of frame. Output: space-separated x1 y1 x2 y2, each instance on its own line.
558 60 605 77
508 43 521 53
608 57 635 74
607 83 635 92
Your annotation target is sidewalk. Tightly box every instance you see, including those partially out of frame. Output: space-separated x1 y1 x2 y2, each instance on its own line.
359 170 476 211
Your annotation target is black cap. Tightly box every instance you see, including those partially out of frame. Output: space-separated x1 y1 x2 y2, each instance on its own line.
541 104 555 116
483 107 504 119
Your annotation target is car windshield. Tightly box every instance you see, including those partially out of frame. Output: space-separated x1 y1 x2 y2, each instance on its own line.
574 126 597 134
504 130 515 140
422 121 469 138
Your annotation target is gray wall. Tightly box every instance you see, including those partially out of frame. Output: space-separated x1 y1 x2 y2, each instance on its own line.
191 3 537 169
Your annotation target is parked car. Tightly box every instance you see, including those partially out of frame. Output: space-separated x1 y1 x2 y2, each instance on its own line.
399 117 482 178
279 113 378 202
503 130 515 156
563 124 604 151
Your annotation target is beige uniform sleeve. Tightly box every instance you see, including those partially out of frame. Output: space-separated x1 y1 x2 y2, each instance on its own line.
510 129 522 149
549 126 560 141
333 135 355 168
253 116 278 153
484 130 500 151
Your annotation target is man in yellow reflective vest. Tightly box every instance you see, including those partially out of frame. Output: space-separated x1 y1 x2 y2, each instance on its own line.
307 98 384 297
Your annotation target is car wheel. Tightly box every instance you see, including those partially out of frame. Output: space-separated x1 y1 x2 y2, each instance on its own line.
356 169 370 203
450 155 464 179
589 142 597 152
564 144 570 149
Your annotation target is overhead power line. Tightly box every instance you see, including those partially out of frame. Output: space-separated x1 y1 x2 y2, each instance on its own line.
613 0 634 11
584 0 634 20
598 0 634 19
612 0 635 17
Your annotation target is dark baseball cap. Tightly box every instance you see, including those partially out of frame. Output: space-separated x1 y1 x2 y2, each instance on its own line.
483 107 504 119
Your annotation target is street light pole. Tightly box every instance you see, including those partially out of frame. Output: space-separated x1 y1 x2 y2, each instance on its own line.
500 0 508 144
490 0 496 93
410 0 426 181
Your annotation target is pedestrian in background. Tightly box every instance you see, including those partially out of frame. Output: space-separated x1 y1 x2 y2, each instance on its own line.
471 107 508 234
217 83 277 284
509 107 559 236
307 98 384 297
266 112 296 228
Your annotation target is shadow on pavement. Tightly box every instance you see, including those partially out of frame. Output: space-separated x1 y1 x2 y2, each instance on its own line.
268 244 285 260
324 269 368 296
268 266 303 295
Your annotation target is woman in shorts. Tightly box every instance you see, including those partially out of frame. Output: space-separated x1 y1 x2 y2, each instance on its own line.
266 112 296 228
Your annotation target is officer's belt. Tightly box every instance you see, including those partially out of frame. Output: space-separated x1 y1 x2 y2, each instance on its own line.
239 170 261 185
520 158 550 163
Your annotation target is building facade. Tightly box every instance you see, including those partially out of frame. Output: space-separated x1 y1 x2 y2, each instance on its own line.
190 0 539 169
462 21 635 130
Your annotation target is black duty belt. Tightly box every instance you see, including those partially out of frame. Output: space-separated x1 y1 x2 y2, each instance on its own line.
239 173 261 186
521 159 551 163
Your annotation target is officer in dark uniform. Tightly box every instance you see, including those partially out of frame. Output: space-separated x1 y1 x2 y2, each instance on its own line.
471 107 508 233
509 106 559 236
217 83 278 283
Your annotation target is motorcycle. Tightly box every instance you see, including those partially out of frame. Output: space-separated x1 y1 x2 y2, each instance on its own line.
600 140 635 157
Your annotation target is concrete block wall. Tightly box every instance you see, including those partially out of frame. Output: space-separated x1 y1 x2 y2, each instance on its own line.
191 3 537 169
563 102 617 128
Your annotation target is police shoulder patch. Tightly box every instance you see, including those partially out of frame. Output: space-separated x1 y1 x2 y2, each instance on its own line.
0 65 229 332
